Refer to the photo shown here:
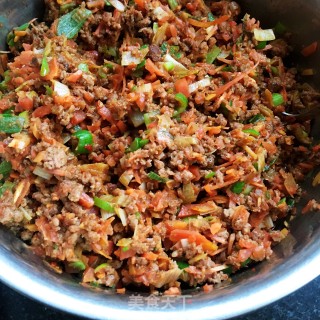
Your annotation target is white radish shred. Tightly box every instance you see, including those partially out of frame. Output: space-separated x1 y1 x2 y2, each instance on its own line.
53 80 70 97
153 7 169 20
121 51 141 66
115 207 127 226
109 0 125 12
188 77 211 94
164 53 187 71
253 28 276 41
33 166 53 180
136 82 153 93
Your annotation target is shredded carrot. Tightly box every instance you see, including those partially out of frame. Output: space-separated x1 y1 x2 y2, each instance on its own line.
301 41 318 57
188 15 230 28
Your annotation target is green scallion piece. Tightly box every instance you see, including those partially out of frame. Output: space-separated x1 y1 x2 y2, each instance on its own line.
256 41 267 50
163 61 175 71
0 161 12 180
126 137 149 153
278 197 287 206
78 63 89 72
287 198 295 208
0 181 14 198
160 42 168 54
243 185 253 195
93 197 115 212
206 46 221 64
208 13 215 22
271 66 279 75
222 266 232 275
174 93 188 117
144 111 159 126
274 21 287 36
57 7 92 39
69 260 86 271
73 129 94 154
40 56 50 77
272 93 284 106
177 261 189 269
241 258 252 267
148 171 168 183
231 181 245 194
205 171 216 179
0 71 11 92
167 0 178 10
248 114 265 124
0 115 25 134
122 246 129 252
242 129 260 137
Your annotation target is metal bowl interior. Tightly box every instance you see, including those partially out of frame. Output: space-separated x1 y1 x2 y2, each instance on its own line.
0 1 320 319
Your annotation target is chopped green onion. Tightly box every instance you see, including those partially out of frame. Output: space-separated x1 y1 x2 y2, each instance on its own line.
248 114 265 124
264 157 278 171
287 198 295 208
163 61 175 71
278 197 286 206
205 171 216 179
272 93 284 106
160 42 168 54
241 258 252 267
206 46 221 64
132 59 146 77
148 171 168 183
57 7 92 39
256 41 267 50
242 129 260 137
44 85 53 96
0 161 12 180
222 66 233 72
265 190 271 200
253 162 259 171
7 22 30 47
153 22 159 34
135 212 141 220
271 66 279 75
167 0 178 10
173 93 188 117
69 260 86 271
222 266 232 275
2 107 14 116
126 137 149 153
177 261 189 269
230 181 245 194
94 263 109 273
73 129 94 154
208 13 215 22
105 0 112 6
122 246 129 252
40 56 50 77
78 63 89 72
94 197 115 212
0 181 14 198
0 115 25 134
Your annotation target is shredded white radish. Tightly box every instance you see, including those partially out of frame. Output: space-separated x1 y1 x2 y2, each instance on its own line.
253 28 275 41
109 0 125 12
164 53 187 71
33 166 53 180
121 51 141 66
53 80 70 97
188 77 211 93
136 83 152 93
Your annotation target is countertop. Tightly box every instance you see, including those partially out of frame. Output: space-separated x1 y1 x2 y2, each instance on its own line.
0 276 319 320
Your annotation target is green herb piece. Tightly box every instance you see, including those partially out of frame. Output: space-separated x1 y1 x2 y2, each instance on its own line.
94 263 109 273
160 42 168 54
256 41 267 49
167 0 178 10
126 137 149 153
241 258 252 267
177 261 189 269
0 181 14 198
40 56 50 77
69 260 86 271
205 171 216 179
73 129 94 154
44 85 53 96
206 46 221 64
248 114 265 124
94 197 115 212
272 93 284 106
173 93 188 117
271 66 279 76
148 171 168 183
0 161 12 180
153 22 159 34
278 197 287 206
242 129 260 137
57 7 92 39
122 246 129 252
230 181 245 194
222 65 233 72
78 63 89 72
287 198 295 208
222 266 232 275
264 157 278 171
208 13 215 22
0 115 25 134
0 71 11 92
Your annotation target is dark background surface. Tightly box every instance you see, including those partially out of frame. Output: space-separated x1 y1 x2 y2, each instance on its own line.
0 276 319 320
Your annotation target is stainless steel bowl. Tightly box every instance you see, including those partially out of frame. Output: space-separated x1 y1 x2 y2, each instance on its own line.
0 1 320 319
